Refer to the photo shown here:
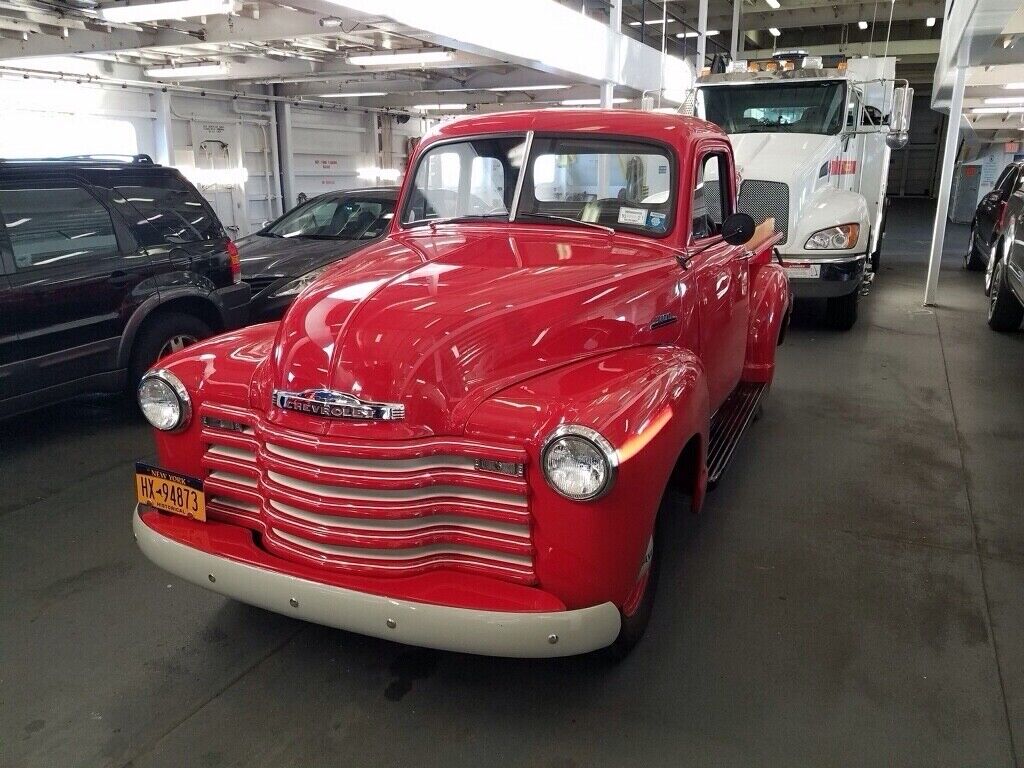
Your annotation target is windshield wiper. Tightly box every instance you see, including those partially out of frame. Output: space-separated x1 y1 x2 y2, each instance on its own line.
515 212 615 235
406 213 509 228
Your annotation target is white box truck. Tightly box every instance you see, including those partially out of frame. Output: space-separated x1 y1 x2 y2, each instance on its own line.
695 55 912 329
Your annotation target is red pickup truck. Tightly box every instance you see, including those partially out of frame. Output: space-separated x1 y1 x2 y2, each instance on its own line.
132 109 789 658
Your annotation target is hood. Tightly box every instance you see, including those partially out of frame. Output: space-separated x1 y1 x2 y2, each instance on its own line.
729 133 839 185
236 233 375 280
264 226 683 438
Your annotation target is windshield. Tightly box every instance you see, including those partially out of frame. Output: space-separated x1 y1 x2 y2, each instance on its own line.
401 136 526 225
699 81 846 136
266 194 394 239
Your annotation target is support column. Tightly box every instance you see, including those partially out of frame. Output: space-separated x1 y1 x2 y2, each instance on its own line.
275 101 296 210
731 0 741 60
152 90 174 166
601 0 622 108
697 0 709 73
924 63 966 306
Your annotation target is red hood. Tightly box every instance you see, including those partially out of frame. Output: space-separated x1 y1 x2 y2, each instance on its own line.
265 224 682 437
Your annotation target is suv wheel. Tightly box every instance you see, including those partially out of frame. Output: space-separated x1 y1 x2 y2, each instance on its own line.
965 225 986 271
825 289 859 331
130 312 211 389
988 260 1024 331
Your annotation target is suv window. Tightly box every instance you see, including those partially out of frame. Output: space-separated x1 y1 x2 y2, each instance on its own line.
692 152 732 240
0 186 119 270
113 181 221 245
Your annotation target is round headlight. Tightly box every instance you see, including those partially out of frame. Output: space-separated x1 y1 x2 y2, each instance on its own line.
541 425 617 501
138 370 191 432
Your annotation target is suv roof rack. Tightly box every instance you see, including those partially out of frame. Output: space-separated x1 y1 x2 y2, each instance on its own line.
0 153 157 165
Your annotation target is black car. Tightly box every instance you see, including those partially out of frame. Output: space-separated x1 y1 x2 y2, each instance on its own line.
988 176 1024 331
0 155 249 419
240 187 397 320
966 160 1024 294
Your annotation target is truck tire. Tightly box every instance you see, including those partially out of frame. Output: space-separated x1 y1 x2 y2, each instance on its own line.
129 312 211 390
825 289 859 331
988 260 1024 331
965 224 986 271
602 531 660 661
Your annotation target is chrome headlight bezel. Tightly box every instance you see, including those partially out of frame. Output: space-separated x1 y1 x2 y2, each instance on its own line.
271 265 330 298
138 369 192 432
540 424 618 502
805 223 860 250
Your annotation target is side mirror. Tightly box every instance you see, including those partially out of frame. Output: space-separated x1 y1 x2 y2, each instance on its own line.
722 212 755 245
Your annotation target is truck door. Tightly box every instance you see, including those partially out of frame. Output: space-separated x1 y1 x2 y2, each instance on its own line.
689 148 750 409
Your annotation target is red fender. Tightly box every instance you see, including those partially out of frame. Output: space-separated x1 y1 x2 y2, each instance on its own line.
743 261 790 384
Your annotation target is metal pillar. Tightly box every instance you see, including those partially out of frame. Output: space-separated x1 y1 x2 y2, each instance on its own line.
152 90 174 166
731 0 742 60
924 63 966 306
275 100 296 209
697 0 709 72
601 0 622 108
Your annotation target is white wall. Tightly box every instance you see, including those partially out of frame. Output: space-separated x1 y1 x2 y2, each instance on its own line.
0 75 425 237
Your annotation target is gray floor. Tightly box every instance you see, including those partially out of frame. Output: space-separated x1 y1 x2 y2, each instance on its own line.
2 198 1022 768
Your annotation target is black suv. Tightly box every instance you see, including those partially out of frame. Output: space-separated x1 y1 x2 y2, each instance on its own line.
0 155 249 419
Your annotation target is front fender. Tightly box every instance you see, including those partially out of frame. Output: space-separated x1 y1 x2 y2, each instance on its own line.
744 263 790 383
467 345 709 610
790 187 870 255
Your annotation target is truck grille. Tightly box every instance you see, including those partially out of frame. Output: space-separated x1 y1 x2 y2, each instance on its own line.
197 403 535 584
738 180 789 245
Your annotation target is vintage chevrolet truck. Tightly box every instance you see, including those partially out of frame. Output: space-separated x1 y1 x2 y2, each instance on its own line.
132 109 789 658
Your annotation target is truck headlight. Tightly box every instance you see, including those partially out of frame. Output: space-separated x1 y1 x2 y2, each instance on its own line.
271 265 329 298
541 425 617 501
138 370 191 432
805 224 859 250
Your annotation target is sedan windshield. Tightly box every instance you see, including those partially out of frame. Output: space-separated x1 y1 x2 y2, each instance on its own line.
265 194 394 239
699 81 846 136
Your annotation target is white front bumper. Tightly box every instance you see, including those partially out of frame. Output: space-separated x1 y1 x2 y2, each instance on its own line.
133 509 621 658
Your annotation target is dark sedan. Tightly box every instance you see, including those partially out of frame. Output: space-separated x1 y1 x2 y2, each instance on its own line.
966 160 1024 294
240 187 397 320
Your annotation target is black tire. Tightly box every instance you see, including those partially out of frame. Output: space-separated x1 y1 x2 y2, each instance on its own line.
988 260 1024 332
129 312 211 390
825 289 859 331
965 225 986 271
984 242 1001 297
870 242 881 273
602 530 661 661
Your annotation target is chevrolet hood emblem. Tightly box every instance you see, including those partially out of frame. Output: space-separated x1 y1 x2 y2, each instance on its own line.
272 389 405 421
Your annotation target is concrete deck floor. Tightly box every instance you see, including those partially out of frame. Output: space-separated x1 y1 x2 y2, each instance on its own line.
2 199 1022 768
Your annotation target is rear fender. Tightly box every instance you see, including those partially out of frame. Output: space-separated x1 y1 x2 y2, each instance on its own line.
743 262 790 383
467 346 709 609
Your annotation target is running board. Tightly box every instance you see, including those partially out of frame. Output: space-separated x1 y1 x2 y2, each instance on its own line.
707 382 768 486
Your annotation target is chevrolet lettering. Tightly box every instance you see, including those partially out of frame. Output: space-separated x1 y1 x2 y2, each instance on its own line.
273 390 405 421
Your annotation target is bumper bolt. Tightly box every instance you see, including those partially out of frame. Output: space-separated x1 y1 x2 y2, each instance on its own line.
207 574 216 583
386 618 397 629
289 598 299 608
548 634 558 645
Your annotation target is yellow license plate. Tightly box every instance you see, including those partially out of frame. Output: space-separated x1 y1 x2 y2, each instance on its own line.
135 462 206 522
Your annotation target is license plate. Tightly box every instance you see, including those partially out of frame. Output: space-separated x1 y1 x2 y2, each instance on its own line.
784 263 821 279
135 462 206 522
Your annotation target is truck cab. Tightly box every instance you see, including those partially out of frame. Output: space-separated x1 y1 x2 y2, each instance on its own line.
696 55 911 329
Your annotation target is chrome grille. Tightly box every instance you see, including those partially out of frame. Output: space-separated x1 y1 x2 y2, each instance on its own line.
198 403 535 584
738 180 790 244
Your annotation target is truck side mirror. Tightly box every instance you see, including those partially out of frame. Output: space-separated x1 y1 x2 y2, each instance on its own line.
887 84 913 151
722 212 755 245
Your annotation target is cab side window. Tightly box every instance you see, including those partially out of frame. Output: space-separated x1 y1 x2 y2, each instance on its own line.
0 186 119 270
692 152 731 241
113 181 221 246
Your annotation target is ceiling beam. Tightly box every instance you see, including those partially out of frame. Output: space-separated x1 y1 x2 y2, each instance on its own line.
744 37 941 59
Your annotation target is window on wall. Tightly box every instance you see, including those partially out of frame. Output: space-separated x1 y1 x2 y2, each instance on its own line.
0 113 138 158
0 187 119 269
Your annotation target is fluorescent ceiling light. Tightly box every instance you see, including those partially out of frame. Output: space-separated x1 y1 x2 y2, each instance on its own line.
984 97 1024 104
485 84 571 92
677 30 720 38
971 107 1024 114
348 51 453 66
1003 83 1024 90
320 91 387 98
765 0 781 8
628 18 676 26
413 103 468 110
145 63 228 78
560 97 630 106
101 0 238 23
769 27 781 36
858 21 868 30
926 16 936 26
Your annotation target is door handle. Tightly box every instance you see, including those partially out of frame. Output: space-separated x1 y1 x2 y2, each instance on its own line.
737 249 754 261
108 270 133 286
